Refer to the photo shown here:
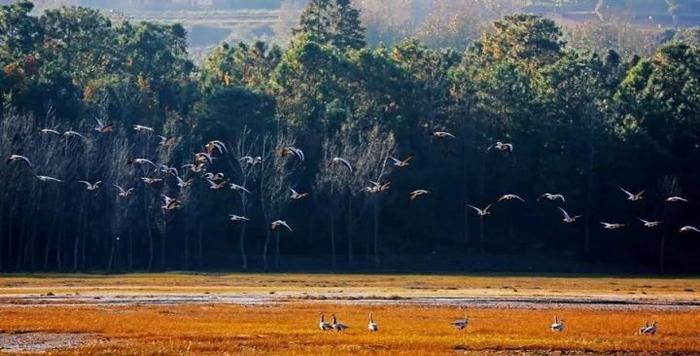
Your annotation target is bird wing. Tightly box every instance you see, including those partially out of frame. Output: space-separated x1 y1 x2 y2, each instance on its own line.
78 181 91 187
113 185 125 193
483 203 494 212
559 207 571 220
619 187 634 198
467 205 481 213
20 156 32 168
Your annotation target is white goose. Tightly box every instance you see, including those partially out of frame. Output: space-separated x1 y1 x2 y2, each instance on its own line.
468 203 493 216
40 128 61 136
638 218 662 228
498 194 525 203
488 141 513 152
36 175 63 183
205 140 228 155
271 220 292 232
550 316 565 332
410 189 430 200
680 226 700 233
63 130 87 140
329 157 353 173
78 180 102 191
431 131 455 139
229 215 250 222
331 314 348 332
601 222 625 230
666 196 688 203
368 312 379 332
559 207 582 223
620 187 645 201
133 124 154 134
6 154 33 168
128 158 158 168
229 183 251 194
388 156 412 167
539 193 565 203
114 185 134 198
290 187 309 200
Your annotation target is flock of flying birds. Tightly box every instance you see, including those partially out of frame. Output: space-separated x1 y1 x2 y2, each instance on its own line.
3 125 700 235
318 312 659 336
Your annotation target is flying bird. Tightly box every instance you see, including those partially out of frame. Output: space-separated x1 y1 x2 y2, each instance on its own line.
161 195 182 211
206 179 228 190
176 177 192 189
620 187 645 201
431 131 455 139
638 218 662 228
159 164 178 177
229 183 251 194
468 203 493 216
40 128 61 136
290 188 309 200
409 189 430 200
157 135 176 146
240 156 262 165
364 180 391 194
680 226 700 233
281 146 305 162
205 140 227 155
388 156 412 168
114 185 134 199
538 193 565 203
229 214 250 222
78 180 102 191
558 207 582 223
128 158 158 168
498 194 526 203
204 172 225 182
93 118 113 133
329 157 353 173
194 152 213 165
63 130 86 140
488 141 513 152
6 154 33 169
666 196 688 203
141 177 163 185
601 222 625 230
271 220 292 232
36 175 63 183
133 125 154 134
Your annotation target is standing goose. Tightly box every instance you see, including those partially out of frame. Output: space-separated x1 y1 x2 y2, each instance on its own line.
368 312 378 332
551 316 565 332
559 207 582 224
451 315 469 330
331 314 348 332
6 154 33 169
78 180 102 191
640 321 658 335
319 313 333 331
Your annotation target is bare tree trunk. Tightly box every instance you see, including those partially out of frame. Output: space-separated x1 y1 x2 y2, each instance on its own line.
73 204 84 272
584 144 595 255
330 212 336 271
263 229 271 272
108 237 116 273
275 230 281 270
346 195 353 266
144 194 153 270
373 199 380 266
128 229 134 271
160 223 167 270
239 195 248 270
197 223 203 268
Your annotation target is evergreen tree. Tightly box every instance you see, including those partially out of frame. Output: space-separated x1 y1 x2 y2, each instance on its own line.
294 0 366 51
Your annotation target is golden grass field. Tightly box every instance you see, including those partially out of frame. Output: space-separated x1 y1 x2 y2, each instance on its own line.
1 273 700 354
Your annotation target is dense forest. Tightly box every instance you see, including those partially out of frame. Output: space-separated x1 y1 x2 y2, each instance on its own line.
1 0 699 274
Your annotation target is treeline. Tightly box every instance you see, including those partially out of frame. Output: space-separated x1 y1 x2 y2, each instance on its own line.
1 0 699 273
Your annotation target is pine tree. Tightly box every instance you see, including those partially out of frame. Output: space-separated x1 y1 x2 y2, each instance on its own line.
294 0 366 51
294 0 332 44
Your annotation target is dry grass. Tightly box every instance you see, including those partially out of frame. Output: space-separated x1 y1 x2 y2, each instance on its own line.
1 303 699 354
0 273 699 300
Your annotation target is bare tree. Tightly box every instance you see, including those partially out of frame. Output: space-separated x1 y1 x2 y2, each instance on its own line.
259 132 297 271
230 127 259 270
